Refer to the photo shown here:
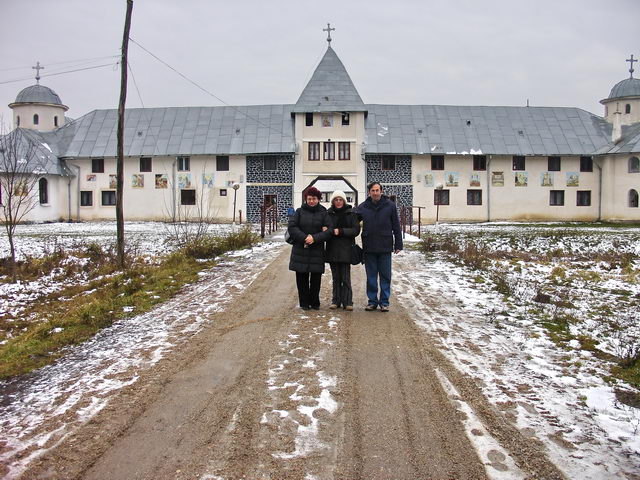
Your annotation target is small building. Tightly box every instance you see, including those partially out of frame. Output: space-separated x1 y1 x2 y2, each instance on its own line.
2 42 639 223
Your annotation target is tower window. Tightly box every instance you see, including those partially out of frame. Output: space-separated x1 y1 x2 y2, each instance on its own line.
39 178 48 204
305 113 313 126
629 157 640 173
54 116 58 127
16 116 20 127
630 189 639 208
33 114 39 125
625 104 631 114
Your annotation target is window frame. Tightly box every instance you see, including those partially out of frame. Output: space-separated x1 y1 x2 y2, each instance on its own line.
512 156 525 171
216 155 229 171
472 155 487 171
80 190 93 207
33 114 39 125
263 157 278 171
38 178 48 205
549 190 565 206
431 155 444 170
576 190 591 207
308 142 320 161
324 142 335 160
305 112 313 127
434 189 450 205
220 188 228 197
341 112 350 126
382 155 396 171
467 189 482 205
180 189 196 205
338 142 350 160
140 157 152 172
548 156 561 172
629 157 640 173
177 156 190 172
625 104 631 114
580 156 593 173
92 158 105 173
629 189 639 208
101 190 116 206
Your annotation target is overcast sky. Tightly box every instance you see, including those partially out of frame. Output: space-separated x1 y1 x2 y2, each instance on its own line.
1 0 638 128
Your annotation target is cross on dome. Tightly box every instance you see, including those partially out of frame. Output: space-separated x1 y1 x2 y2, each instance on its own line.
627 54 637 78
323 23 335 45
32 61 44 85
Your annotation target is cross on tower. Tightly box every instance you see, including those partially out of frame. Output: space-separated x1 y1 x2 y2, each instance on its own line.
627 54 637 78
32 61 44 85
323 23 335 45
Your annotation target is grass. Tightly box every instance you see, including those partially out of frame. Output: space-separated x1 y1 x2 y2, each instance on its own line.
0 227 260 379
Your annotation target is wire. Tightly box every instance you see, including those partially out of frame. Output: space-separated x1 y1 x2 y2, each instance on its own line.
128 62 145 108
0 55 119 73
0 62 119 86
128 37 290 137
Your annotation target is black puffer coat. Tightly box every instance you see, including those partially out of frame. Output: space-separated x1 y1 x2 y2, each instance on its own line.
288 203 332 273
325 205 361 264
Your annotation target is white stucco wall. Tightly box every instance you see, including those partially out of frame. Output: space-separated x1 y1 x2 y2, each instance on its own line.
600 154 640 221
11 104 67 131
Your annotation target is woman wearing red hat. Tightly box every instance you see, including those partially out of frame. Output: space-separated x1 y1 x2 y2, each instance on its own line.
287 187 332 310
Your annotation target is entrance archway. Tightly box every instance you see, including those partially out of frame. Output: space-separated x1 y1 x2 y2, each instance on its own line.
303 176 359 207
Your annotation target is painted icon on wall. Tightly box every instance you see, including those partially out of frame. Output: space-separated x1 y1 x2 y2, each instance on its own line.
132 174 144 189
470 173 481 187
515 172 528 187
155 174 168 189
424 173 434 187
321 114 333 127
202 173 215 188
109 175 117 189
445 172 459 187
86 174 96 182
540 172 553 187
491 171 504 187
566 172 579 187
178 173 192 189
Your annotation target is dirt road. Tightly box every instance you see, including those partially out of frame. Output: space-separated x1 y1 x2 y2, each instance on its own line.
20 247 564 480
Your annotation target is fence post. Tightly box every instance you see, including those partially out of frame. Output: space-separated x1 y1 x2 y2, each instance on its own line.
260 205 266 238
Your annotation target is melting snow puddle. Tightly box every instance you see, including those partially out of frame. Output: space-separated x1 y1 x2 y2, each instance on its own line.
0 241 284 479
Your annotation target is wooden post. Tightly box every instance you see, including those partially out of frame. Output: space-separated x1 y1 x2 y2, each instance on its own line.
116 0 133 269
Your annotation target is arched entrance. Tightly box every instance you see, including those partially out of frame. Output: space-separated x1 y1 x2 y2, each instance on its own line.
303 176 359 207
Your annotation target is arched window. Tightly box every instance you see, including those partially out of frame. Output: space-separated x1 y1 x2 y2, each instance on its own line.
54 116 58 127
39 178 48 204
630 157 640 173
630 189 639 208
605 105 608 116
625 104 631 114
16 116 20 127
33 114 39 125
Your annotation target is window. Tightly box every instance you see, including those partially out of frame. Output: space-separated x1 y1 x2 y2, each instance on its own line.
512 156 525 170
431 155 444 170
54 116 58 127
342 112 350 126
321 114 333 127
264 194 276 206
382 156 396 170
263 157 277 171
580 156 593 172
220 188 228 196
630 189 639 208
548 156 561 171
305 113 313 126
324 142 335 160
467 189 482 205
39 178 48 204
181 189 196 205
473 155 486 171
629 157 640 173
140 157 152 172
16 116 20 127
577 191 591 206
80 191 93 206
434 189 449 205
338 142 350 160
308 142 320 161
550 190 564 206
33 114 39 125
216 155 229 171
177 156 190 171
101 190 116 206
626 104 631 114
92 158 104 173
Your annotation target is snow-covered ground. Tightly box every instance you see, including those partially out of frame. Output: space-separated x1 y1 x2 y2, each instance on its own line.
397 223 640 479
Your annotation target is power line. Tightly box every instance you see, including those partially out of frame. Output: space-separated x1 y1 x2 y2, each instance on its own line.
0 62 119 86
128 62 145 108
0 55 119 73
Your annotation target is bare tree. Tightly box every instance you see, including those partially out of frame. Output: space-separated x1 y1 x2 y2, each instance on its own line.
0 127 48 278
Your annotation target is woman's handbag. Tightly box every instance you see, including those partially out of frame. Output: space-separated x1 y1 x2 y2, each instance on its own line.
284 229 294 245
350 244 364 265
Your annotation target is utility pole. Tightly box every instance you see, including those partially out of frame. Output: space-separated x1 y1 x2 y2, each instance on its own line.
116 0 133 268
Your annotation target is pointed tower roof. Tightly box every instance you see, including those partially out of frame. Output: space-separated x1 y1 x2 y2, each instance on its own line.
293 46 366 113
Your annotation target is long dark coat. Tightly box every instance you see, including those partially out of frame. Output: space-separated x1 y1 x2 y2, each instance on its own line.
325 205 361 264
355 195 403 253
288 203 332 273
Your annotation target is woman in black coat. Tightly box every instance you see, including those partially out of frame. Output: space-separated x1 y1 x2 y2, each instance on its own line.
325 190 361 310
287 187 332 310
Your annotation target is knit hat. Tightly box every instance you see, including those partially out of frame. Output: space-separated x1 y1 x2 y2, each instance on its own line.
330 190 347 204
305 186 322 200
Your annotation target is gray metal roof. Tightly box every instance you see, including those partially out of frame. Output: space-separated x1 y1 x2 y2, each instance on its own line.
0 128 68 176
57 105 295 158
11 84 67 108
363 104 612 156
606 77 640 100
596 123 640 155
293 46 366 113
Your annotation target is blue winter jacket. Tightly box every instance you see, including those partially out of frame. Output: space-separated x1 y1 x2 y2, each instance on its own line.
356 195 403 253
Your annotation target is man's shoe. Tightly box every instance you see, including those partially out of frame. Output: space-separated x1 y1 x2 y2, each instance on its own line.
380 305 389 312
365 304 377 311
301 306 310 311
345 305 353 311
311 305 320 310
329 304 338 309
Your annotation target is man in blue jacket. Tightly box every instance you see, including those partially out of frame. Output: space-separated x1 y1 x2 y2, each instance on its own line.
356 182 403 312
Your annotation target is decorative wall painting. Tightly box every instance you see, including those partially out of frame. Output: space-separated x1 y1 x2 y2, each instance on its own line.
491 171 504 186
202 173 215 188
515 172 528 187
109 175 117 189
540 172 553 187
424 173 434 187
132 174 144 189
321 114 333 127
155 174 168 189
445 172 459 187
566 172 579 187
470 173 480 187
86 174 96 182
178 173 192 189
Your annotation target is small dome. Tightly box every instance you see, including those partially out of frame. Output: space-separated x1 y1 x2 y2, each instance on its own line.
14 84 64 106
607 77 640 100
